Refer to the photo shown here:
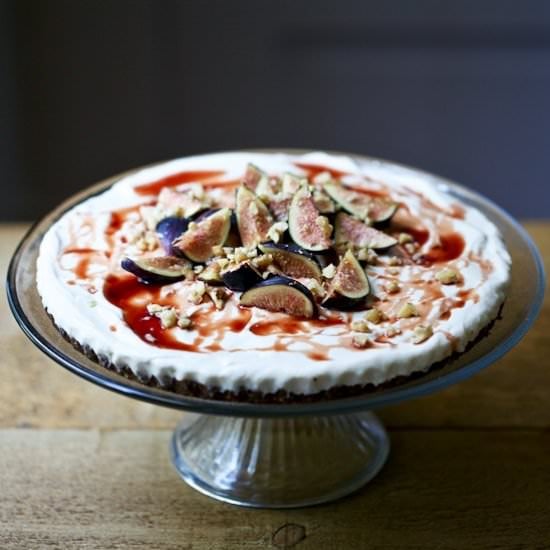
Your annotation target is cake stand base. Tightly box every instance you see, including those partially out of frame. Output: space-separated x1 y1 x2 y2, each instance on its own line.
170 410 390 508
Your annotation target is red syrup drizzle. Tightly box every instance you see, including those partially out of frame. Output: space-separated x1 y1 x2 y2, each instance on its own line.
133 170 225 196
420 233 465 264
294 162 348 180
103 274 203 352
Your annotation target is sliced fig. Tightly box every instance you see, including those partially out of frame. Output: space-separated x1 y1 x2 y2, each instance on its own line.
259 242 322 281
288 183 332 252
268 196 291 222
256 175 282 200
157 187 208 218
313 189 336 214
121 256 190 285
323 250 370 309
221 262 262 291
323 181 398 223
367 198 399 224
235 185 273 248
242 163 266 191
240 276 317 318
281 172 304 195
155 216 189 254
334 212 397 249
173 208 231 263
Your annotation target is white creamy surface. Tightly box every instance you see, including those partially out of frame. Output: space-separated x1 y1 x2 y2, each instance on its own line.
36 152 511 394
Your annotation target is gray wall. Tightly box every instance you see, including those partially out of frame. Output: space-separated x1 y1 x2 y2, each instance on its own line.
2 0 550 221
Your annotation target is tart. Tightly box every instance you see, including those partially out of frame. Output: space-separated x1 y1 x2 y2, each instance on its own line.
36 151 511 400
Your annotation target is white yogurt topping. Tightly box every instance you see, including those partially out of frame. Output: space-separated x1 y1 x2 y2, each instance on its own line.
36 152 511 394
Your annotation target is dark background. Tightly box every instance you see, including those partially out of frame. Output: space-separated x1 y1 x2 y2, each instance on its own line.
2 0 549 221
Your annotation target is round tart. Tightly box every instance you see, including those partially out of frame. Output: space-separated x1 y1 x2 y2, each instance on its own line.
36 151 511 399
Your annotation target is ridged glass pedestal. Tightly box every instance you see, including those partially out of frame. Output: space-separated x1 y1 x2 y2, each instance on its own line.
170 411 390 508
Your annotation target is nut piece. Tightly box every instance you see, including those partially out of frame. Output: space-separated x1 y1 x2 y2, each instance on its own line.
351 320 370 333
386 280 401 294
386 326 402 338
189 281 207 304
315 215 333 239
302 278 326 299
363 308 385 324
322 263 337 279
207 286 229 310
352 333 370 348
413 324 433 344
398 232 413 245
397 302 418 318
267 221 289 243
436 267 460 285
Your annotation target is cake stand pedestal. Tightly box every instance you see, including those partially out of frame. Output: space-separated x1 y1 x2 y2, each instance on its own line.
170 411 389 508
6 151 545 509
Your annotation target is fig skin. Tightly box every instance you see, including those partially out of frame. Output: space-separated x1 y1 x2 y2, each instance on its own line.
156 217 189 255
121 256 191 285
172 208 232 263
221 262 262 291
240 275 318 318
259 242 322 281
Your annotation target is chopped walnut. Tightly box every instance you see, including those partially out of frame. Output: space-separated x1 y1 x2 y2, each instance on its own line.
357 248 378 264
189 281 207 304
198 263 222 283
267 221 288 243
302 278 326 299
404 243 417 255
386 326 402 338
398 232 413 245
351 320 370 333
413 324 433 344
322 263 337 279
364 308 385 324
135 231 158 252
352 333 370 348
252 253 273 270
436 267 460 285
397 302 418 318
146 303 189 330
212 245 225 257
177 316 192 329
207 286 229 310
386 280 401 294
193 265 205 274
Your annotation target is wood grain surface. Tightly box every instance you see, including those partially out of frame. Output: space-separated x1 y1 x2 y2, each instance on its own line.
1 222 548 549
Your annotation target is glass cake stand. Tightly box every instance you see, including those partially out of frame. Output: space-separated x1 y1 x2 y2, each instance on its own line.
6 152 545 509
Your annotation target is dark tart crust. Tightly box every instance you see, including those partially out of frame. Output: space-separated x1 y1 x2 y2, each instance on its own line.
50 310 501 405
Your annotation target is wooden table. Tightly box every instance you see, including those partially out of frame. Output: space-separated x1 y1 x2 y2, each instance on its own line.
1 222 548 549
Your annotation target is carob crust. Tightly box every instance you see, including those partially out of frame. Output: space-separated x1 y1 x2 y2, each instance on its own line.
49 309 501 405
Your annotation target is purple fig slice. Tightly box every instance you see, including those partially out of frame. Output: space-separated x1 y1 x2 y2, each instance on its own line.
221 262 262 291
323 181 398 223
323 250 370 309
172 208 231 263
121 256 191 285
288 183 332 252
156 217 189 254
235 185 273 248
240 276 317 318
242 163 266 191
334 212 397 249
259 242 322 281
